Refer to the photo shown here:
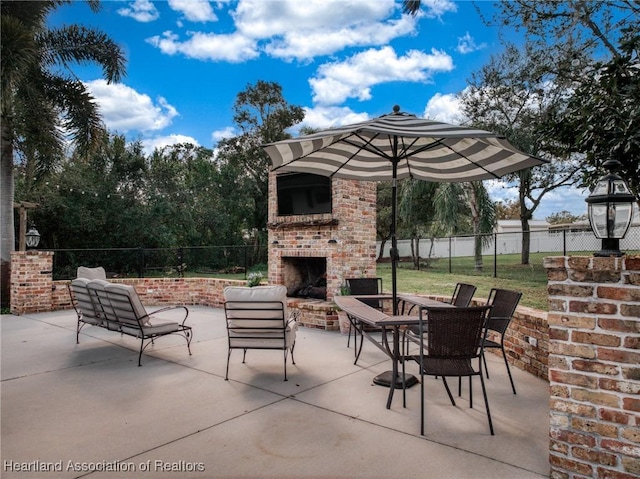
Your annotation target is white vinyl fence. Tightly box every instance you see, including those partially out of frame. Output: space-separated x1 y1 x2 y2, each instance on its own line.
377 225 640 259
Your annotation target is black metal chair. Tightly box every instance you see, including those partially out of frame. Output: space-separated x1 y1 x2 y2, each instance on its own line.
344 277 383 349
482 288 522 394
408 305 494 435
403 282 477 352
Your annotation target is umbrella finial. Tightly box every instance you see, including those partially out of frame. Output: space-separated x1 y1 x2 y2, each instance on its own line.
393 105 400 113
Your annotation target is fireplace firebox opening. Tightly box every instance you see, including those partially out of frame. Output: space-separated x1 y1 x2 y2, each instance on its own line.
283 257 327 300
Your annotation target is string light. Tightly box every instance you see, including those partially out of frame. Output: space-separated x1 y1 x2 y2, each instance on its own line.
35 183 219 202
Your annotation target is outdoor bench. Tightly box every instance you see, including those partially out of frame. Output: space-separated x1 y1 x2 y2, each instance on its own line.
69 277 192 366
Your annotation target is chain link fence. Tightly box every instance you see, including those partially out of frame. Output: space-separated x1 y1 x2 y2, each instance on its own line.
378 224 640 278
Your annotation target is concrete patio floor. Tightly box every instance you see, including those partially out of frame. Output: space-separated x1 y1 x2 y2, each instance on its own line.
1 305 550 479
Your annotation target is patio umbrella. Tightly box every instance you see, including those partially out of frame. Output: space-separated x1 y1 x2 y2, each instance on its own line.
263 106 547 314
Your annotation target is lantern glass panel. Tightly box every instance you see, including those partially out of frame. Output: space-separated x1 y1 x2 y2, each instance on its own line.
613 178 632 195
588 204 609 239
612 203 633 238
591 180 610 196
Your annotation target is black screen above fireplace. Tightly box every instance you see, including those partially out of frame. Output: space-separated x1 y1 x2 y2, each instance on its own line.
277 173 332 215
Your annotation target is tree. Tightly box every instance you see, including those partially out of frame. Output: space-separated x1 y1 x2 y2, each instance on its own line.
546 210 587 225
495 200 521 220
429 182 495 272
1 0 126 307
147 143 248 247
460 42 580 264
398 179 439 268
376 182 393 261
486 1 640 203
24 134 151 251
552 28 640 204
216 81 304 262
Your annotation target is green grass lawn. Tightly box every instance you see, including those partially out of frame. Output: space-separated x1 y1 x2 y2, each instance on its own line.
191 252 551 311
375 254 550 310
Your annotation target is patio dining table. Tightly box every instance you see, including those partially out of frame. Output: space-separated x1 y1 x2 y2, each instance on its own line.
334 294 453 409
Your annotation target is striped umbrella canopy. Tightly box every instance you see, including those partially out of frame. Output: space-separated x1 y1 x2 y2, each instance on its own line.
263 106 547 312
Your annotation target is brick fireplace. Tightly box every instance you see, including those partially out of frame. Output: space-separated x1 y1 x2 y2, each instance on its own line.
267 171 377 329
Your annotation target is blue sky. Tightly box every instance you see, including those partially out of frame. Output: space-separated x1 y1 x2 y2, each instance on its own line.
49 0 589 220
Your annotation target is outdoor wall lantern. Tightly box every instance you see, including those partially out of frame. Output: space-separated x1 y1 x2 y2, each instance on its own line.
25 227 41 249
585 159 634 257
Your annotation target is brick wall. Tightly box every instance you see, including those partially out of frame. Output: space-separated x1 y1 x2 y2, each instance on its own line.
11 252 550 377
544 255 640 479
10 251 54 313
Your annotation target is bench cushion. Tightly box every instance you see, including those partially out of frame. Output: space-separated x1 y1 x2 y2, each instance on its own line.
77 266 107 280
70 278 102 324
104 283 152 326
87 279 116 322
121 320 181 338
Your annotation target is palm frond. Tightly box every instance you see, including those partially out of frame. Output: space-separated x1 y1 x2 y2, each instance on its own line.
39 25 126 82
402 0 421 16
1 16 38 110
44 74 105 155
0 1 59 30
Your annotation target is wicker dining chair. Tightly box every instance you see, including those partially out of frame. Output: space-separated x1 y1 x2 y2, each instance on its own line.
409 305 494 435
450 283 477 307
481 288 522 394
344 277 383 349
403 282 477 353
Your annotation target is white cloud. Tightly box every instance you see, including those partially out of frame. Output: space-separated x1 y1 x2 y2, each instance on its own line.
141 134 200 155
297 106 370 131
420 0 458 18
456 32 486 54
232 0 418 61
534 185 589 219
146 30 258 62
423 92 466 123
212 127 236 143
233 0 396 39
168 0 217 22
486 179 519 204
263 16 417 61
147 0 424 63
310 46 453 105
486 180 589 219
117 0 159 22
84 80 179 132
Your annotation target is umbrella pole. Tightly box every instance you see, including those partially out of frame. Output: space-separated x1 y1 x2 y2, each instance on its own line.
391 176 399 315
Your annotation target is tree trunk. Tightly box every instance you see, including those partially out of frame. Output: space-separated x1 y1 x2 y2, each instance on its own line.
1 116 15 308
377 238 388 262
474 232 483 272
410 236 417 269
469 185 483 272
521 216 531 265
519 170 532 265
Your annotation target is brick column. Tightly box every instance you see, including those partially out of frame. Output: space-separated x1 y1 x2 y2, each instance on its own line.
544 255 640 479
10 251 54 314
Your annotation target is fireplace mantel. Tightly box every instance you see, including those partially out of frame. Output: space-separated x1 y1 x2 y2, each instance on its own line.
268 218 339 229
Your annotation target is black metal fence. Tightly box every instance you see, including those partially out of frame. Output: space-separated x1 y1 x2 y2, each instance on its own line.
48 225 640 281
49 245 266 280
